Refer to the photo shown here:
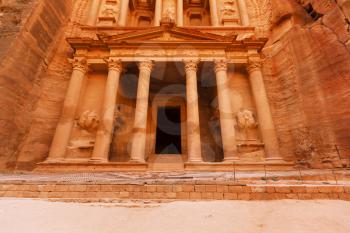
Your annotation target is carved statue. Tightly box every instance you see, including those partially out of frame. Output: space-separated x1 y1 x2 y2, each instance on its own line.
113 105 125 131
236 109 258 140
163 6 175 21
77 110 99 132
101 4 119 17
67 111 99 150
221 0 238 20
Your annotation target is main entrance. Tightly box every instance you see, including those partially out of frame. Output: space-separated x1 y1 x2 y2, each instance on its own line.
155 106 182 154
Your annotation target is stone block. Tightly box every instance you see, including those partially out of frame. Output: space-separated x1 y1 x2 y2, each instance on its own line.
213 192 224 200
251 186 267 193
290 186 306 193
201 192 214 200
189 192 202 200
237 193 250 200
68 185 86 192
86 185 101 192
176 192 190 199
305 186 319 193
275 186 291 193
194 185 206 192
205 185 216 192
216 185 228 193
224 192 238 200
182 185 194 192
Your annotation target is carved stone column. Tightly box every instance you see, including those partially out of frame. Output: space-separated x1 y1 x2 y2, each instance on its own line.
247 57 282 160
91 59 122 163
184 60 203 163
118 0 129 26
177 0 183 26
154 0 163 26
209 0 219 26
46 57 88 162
237 0 250 26
214 60 238 162
130 60 154 163
87 0 102 25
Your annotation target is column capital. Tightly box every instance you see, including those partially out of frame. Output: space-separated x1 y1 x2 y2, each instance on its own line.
214 59 228 73
69 57 88 73
106 58 123 72
247 56 262 73
184 59 200 72
138 60 154 73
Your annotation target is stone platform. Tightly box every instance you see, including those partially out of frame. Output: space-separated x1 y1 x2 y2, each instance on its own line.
35 160 295 172
0 169 350 201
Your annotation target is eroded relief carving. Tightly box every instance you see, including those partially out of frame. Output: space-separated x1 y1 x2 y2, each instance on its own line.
98 0 120 25
236 109 258 141
220 0 240 25
68 111 99 150
77 110 100 132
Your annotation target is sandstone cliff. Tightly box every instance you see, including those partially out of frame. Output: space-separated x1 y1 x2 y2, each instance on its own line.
0 0 72 170
263 0 350 168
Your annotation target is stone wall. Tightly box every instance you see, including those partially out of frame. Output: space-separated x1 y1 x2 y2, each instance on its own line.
262 0 350 168
0 0 72 170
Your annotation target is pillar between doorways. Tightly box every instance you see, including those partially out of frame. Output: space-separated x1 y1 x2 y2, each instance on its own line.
130 60 154 163
184 59 203 163
90 59 123 163
214 60 239 162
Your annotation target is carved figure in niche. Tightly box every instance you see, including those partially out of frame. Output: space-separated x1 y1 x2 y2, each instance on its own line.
221 0 238 20
102 4 119 17
163 6 175 21
77 110 99 132
113 104 125 132
236 109 258 140
68 111 100 149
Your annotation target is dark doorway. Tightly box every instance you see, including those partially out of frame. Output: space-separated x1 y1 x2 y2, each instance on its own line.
155 106 182 154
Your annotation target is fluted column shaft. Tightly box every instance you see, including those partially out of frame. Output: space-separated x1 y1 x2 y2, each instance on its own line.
118 0 129 26
247 57 282 160
177 0 183 26
91 59 122 162
47 58 87 162
184 60 202 162
214 60 238 161
130 61 154 162
209 0 219 26
237 0 250 26
154 0 163 26
87 0 101 25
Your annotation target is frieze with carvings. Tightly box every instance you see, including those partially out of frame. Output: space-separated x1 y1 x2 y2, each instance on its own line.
219 0 241 26
98 0 120 26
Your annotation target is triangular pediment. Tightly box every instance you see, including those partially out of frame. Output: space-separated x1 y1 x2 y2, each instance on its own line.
99 26 234 44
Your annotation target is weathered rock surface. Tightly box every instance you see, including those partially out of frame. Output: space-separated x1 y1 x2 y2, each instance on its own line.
263 0 350 167
0 0 72 170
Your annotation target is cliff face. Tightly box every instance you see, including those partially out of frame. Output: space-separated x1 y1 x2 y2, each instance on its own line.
0 0 72 170
263 0 350 167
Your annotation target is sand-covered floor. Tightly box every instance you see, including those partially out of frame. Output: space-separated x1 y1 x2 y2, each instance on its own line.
0 199 349 233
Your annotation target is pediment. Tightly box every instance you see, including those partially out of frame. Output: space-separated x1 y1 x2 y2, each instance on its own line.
98 26 234 44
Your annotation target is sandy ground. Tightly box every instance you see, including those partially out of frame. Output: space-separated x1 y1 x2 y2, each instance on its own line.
0 199 349 233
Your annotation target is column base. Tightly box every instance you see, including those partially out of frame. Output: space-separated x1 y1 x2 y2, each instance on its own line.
129 158 146 164
265 157 284 162
187 158 203 163
43 157 65 163
223 157 240 162
89 158 109 163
